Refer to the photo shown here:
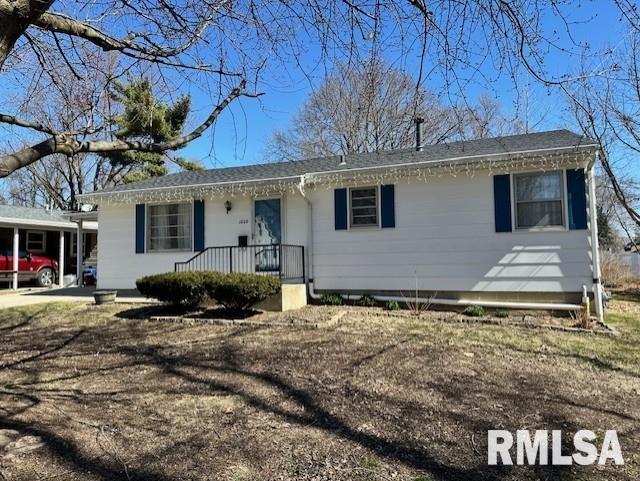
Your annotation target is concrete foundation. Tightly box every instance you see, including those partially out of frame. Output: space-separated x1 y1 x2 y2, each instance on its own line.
257 283 308 312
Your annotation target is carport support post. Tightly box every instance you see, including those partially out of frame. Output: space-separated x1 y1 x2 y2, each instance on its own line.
76 220 83 286
59 230 65 288
12 227 18 290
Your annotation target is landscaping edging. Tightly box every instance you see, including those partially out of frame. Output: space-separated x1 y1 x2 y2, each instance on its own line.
145 305 617 336
149 315 323 329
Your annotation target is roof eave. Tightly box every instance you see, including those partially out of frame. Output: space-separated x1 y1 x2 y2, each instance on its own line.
0 217 78 229
79 143 599 204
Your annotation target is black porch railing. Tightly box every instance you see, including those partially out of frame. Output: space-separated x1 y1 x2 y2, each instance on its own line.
174 244 305 281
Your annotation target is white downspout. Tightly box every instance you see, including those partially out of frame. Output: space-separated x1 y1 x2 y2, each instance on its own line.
297 175 313 286
587 159 604 321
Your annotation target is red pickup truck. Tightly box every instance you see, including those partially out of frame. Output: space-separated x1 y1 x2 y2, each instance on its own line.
0 249 58 287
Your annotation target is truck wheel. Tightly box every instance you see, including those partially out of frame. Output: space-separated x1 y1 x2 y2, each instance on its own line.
36 267 55 287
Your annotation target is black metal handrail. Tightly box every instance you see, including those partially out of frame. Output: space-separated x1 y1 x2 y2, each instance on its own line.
174 244 305 281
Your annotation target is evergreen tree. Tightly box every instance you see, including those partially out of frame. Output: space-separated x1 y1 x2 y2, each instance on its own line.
104 78 202 183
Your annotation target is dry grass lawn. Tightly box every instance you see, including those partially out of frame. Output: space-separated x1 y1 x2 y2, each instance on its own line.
0 297 638 480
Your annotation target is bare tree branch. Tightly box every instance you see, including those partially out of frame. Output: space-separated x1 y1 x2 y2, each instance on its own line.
0 113 57 135
0 80 246 177
0 0 55 68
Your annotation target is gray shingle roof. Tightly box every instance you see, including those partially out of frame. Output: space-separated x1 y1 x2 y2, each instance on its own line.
0 205 69 223
86 129 597 196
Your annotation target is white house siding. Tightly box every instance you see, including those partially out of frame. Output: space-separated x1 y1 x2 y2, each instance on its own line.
98 172 594 295
309 172 594 295
97 192 310 289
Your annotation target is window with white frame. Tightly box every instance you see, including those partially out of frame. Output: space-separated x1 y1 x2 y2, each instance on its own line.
147 203 192 251
26 231 46 252
514 171 564 229
350 186 378 227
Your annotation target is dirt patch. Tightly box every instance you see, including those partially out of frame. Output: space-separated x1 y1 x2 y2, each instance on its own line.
0 302 637 480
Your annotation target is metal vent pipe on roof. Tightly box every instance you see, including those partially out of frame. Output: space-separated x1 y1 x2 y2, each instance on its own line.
415 116 425 151
338 154 346 166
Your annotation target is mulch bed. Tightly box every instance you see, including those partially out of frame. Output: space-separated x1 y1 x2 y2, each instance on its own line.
143 303 614 335
354 308 616 335
147 304 346 328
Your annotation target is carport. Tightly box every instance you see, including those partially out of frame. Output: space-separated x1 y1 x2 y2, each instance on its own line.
0 205 97 289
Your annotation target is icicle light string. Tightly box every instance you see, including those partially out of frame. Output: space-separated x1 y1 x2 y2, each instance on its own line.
83 151 592 205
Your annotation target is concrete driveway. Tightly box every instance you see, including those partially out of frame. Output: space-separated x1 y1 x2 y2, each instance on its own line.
0 286 150 309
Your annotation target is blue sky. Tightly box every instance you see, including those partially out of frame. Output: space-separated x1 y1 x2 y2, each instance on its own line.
0 2 629 174
175 1 626 171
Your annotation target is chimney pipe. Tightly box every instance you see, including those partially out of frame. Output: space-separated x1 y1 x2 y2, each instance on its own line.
415 117 425 152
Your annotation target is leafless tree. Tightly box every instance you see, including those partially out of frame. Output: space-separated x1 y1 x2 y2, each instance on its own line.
1 49 136 209
266 59 520 161
0 0 255 178
564 27 640 233
0 1 634 182
462 96 523 140
266 59 459 160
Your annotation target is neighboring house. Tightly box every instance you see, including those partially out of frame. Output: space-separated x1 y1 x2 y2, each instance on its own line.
79 130 603 317
0 205 98 288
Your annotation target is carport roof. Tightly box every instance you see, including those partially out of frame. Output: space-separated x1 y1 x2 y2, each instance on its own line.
0 205 76 229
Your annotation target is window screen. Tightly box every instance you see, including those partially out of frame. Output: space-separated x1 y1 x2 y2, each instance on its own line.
147 203 192 251
350 187 378 227
514 171 564 228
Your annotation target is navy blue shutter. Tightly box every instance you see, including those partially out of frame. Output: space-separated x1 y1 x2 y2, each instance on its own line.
380 184 395 228
334 188 348 230
135 204 145 253
193 200 205 251
493 175 512 233
566 168 588 230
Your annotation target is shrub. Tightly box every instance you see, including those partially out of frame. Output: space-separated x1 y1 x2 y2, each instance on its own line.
359 293 377 307
320 293 343 305
463 305 485 317
495 310 509 318
384 299 400 311
136 271 224 308
600 251 633 287
213 273 281 312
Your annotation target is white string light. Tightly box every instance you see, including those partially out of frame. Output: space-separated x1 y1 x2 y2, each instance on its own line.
82 151 593 206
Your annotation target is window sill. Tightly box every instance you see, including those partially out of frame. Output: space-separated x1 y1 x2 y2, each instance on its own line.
348 225 380 230
513 226 568 233
145 249 193 253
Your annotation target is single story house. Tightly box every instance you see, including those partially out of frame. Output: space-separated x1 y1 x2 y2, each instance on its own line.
78 129 603 318
0 205 98 288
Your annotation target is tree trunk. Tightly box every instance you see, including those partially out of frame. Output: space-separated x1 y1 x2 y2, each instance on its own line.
0 0 54 68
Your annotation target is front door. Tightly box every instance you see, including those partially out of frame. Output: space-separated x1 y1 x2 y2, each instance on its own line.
253 198 281 272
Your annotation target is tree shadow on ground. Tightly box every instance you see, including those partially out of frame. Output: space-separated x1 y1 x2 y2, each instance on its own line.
119 342 508 481
0 415 176 481
0 307 636 481
116 336 618 481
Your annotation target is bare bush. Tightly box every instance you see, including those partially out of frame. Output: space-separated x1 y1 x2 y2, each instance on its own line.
600 251 633 288
400 273 437 317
